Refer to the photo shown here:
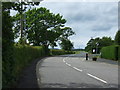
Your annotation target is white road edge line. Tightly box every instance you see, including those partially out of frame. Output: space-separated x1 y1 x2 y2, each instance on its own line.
87 73 107 84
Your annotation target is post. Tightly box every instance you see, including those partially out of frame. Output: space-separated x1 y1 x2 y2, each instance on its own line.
86 53 88 60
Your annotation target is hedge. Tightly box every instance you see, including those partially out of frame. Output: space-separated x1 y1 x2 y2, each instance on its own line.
50 49 75 55
118 46 120 61
101 45 120 60
13 45 46 77
2 45 46 88
3 46 75 88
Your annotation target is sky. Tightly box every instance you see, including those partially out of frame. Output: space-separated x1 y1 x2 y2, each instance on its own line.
38 1 118 49
11 0 118 49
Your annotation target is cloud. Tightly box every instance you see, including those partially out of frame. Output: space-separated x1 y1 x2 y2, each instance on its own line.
42 0 119 2
38 2 118 48
92 23 114 31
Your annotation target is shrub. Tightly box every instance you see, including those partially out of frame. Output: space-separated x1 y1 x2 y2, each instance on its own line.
50 49 75 55
115 30 120 45
2 45 46 88
118 46 120 60
101 45 120 60
2 9 14 88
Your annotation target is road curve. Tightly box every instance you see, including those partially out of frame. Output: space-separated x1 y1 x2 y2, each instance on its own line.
36 52 118 88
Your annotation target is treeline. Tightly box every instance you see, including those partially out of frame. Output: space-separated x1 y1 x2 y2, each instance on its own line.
85 30 120 60
85 30 120 53
85 36 114 53
2 2 75 88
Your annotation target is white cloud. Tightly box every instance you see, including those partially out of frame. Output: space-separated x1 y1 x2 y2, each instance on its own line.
39 2 118 49
8 1 114 49
42 0 119 2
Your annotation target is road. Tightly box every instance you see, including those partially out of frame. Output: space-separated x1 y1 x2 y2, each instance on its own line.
36 52 118 88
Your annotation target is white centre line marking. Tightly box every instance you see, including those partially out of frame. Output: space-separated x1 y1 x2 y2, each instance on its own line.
67 64 71 66
63 55 108 84
87 73 107 84
69 64 71 66
73 67 83 72
66 63 71 66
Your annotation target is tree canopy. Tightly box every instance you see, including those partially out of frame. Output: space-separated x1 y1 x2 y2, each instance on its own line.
115 30 120 45
85 36 114 52
2 2 41 88
14 7 75 48
59 38 73 51
2 2 15 88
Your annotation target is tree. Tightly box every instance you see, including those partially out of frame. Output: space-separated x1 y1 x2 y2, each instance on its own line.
115 30 120 45
60 39 73 51
2 2 14 88
2 2 42 87
85 37 100 52
85 36 114 52
25 7 75 49
12 2 41 44
99 36 114 47
60 27 75 39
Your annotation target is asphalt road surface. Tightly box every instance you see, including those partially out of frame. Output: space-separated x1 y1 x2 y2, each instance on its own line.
36 52 118 88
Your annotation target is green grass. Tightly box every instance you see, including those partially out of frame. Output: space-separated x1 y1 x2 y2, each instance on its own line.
74 51 81 54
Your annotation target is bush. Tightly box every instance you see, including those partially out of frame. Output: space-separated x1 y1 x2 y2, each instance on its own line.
115 30 120 45
118 46 120 60
50 49 75 55
2 45 46 88
2 9 14 88
101 45 120 60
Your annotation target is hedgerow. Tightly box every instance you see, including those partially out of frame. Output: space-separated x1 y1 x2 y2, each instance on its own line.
118 46 120 60
50 49 75 55
101 45 120 60
2 45 46 88
3 45 75 88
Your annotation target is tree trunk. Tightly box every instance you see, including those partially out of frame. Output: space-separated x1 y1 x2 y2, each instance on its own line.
44 45 49 56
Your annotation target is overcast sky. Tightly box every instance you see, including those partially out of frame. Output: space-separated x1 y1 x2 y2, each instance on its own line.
38 1 118 49
11 1 118 49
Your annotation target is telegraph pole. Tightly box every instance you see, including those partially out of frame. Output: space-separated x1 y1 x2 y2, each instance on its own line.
20 2 23 44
